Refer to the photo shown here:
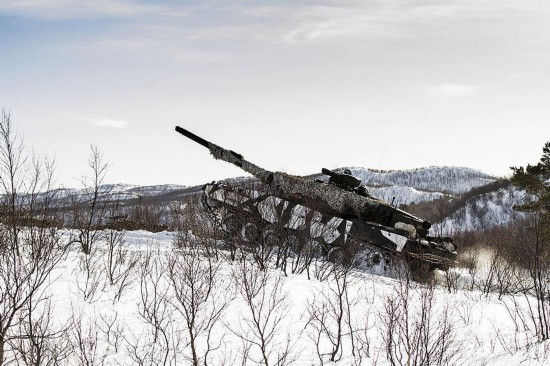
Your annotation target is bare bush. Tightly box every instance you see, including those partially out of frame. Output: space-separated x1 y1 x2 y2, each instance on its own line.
502 215 550 342
305 263 370 365
9 297 72 366
473 227 525 298
380 271 458 366
229 259 294 366
68 146 114 303
174 193 225 260
461 245 480 291
74 245 104 303
71 145 110 255
102 226 138 303
167 240 230 365
97 312 124 355
441 268 460 294
0 109 69 365
125 247 179 365
126 192 167 232
70 311 111 366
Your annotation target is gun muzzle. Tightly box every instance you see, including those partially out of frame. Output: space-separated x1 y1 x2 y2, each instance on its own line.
175 126 210 149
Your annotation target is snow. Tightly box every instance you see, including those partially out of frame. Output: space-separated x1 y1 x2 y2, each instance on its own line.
311 166 497 207
433 186 529 235
346 166 497 195
48 183 189 202
369 185 446 206
6 166 545 364
23 229 549 365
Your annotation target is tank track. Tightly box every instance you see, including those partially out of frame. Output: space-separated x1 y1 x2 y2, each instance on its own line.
200 182 454 275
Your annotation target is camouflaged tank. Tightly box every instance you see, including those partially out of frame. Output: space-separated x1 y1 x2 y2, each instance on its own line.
175 126 457 272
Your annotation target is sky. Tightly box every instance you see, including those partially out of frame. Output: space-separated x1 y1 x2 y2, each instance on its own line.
1 0 549 188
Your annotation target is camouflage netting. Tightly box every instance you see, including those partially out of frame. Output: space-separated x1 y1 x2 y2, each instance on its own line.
209 144 273 183
209 142 426 239
176 126 456 268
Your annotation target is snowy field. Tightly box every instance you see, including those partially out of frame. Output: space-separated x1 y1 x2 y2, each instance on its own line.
11 229 550 366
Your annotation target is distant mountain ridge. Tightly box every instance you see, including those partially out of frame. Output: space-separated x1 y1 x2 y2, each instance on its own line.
344 166 498 194
65 166 496 201
60 166 521 235
306 166 498 207
433 185 528 235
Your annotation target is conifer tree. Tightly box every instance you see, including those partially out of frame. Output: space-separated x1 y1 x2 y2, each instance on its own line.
511 141 550 212
511 141 550 341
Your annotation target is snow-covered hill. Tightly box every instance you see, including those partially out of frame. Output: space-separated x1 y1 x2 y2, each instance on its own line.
314 166 499 207
62 183 188 201
433 186 529 235
368 185 446 206
346 166 497 194
325 167 534 235
21 230 548 366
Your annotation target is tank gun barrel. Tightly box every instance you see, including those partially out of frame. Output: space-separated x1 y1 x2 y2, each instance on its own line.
175 126 211 149
175 126 274 183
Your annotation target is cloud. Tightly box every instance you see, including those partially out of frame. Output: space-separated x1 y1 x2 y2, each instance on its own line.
71 116 129 129
69 114 131 129
280 4 407 44
426 84 482 98
274 1 546 44
429 84 481 97
91 118 130 129
0 0 174 19
5 0 549 65
84 35 229 62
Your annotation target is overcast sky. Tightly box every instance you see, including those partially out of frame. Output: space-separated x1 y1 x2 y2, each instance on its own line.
1 0 549 187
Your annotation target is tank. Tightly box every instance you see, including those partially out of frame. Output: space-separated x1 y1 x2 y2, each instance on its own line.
175 126 457 272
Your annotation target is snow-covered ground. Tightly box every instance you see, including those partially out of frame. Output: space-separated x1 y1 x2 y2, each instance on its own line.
22 229 548 365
